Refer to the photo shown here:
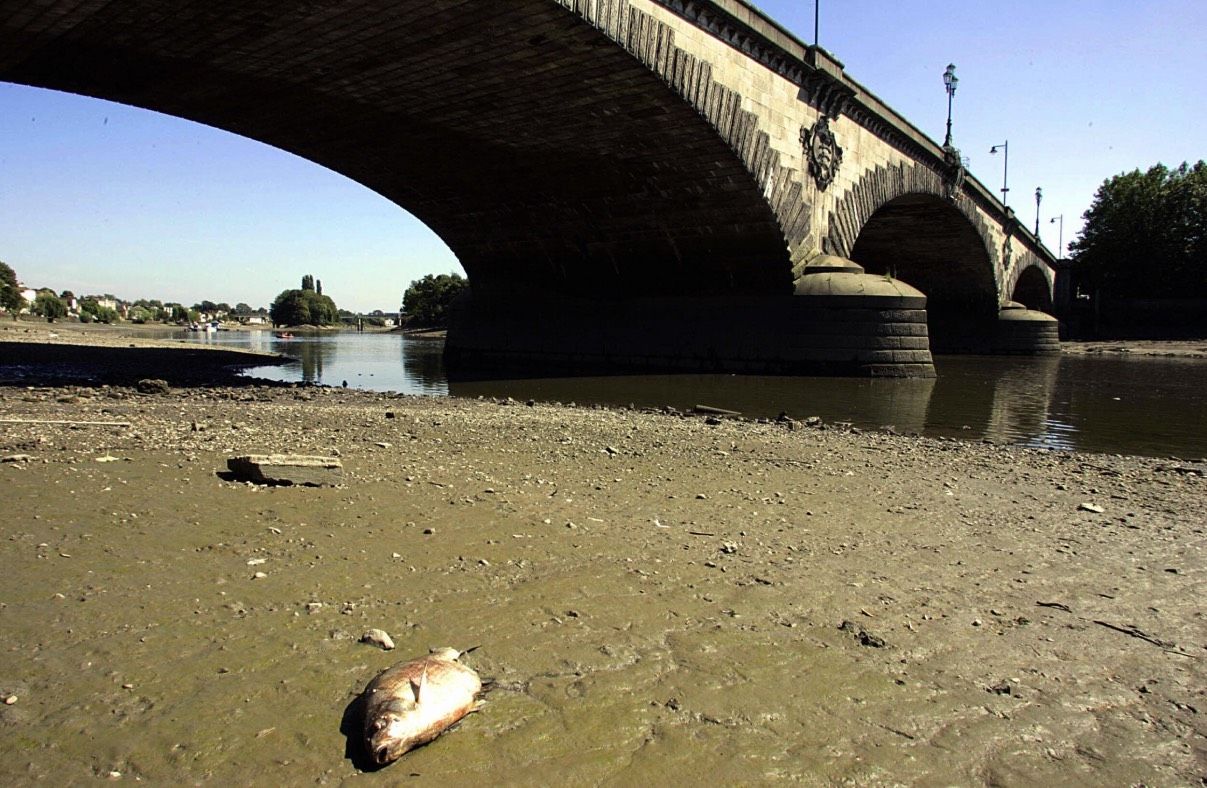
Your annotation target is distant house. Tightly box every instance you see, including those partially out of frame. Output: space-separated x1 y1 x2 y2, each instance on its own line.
244 316 266 325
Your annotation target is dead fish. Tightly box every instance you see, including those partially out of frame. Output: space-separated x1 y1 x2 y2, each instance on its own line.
361 646 485 766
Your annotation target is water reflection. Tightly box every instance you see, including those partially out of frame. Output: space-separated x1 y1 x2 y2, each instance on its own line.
236 332 449 395
151 329 1207 459
451 355 1206 459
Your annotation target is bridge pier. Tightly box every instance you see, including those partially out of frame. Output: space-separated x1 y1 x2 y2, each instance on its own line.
446 257 935 380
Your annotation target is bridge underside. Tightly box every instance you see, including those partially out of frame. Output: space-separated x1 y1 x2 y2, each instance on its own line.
2 0 1054 375
0 0 790 301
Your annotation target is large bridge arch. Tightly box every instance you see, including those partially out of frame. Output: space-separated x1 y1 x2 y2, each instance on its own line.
0 0 798 301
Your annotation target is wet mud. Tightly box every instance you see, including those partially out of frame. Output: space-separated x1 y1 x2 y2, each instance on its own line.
0 372 1203 783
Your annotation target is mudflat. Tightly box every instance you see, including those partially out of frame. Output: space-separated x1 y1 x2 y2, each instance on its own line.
0 334 1204 784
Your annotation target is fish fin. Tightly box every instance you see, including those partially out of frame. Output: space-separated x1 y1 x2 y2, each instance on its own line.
409 660 429 703
479 677 497 694
470 699 488 713
429 646 461 661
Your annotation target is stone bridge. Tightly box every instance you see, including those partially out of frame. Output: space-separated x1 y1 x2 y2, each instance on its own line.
0 0 1058 376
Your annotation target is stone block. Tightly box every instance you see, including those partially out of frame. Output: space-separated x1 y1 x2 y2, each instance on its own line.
226 455 343 487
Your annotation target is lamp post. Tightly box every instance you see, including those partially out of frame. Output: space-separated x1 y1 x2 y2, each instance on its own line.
990 141 1009 207
1050 215 1064 259
942 64 958 148
814 0 820 46
1034 187 1042 236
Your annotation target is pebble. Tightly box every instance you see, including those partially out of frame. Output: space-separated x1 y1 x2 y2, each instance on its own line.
1078 502 1105 513
252 571 268 579
360 629 395 650
3 695 17 705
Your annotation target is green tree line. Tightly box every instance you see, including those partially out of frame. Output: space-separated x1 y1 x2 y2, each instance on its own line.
1071 161 1206 298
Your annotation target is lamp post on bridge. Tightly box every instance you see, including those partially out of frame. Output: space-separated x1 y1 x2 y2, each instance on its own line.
1034 187 1042 237
990 141 1009 208
1050 214 1064 259
942 63 958 148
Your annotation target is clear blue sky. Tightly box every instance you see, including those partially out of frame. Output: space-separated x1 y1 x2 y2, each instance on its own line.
1 0 1204 312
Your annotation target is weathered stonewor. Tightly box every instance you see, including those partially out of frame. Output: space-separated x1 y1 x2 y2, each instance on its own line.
993 302 1061 355
226 455 343 487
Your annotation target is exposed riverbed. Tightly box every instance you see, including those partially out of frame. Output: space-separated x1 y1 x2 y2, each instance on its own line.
0 331 1203 783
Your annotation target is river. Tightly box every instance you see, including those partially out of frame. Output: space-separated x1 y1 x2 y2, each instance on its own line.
176 329 1206 460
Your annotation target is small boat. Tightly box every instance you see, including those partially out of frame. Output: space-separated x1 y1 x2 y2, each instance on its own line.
275 332 295 339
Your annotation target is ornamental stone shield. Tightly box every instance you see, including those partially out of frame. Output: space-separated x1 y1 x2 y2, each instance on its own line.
800 117 843 191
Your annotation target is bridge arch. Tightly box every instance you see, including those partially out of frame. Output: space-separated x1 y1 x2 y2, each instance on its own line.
0 0 797 301
827 162 1003 351
1008 258 1055 314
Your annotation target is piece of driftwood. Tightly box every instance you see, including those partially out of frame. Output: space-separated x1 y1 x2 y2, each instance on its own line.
693 404 742 416
226 454 344 486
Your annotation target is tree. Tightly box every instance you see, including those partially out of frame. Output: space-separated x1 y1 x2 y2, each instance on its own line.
34 291 67 321
1070 161 1207 298
233 302 254 317
301 275 315 292
0 261 22 315
128 305 153 323
269 286 339 327
402 272 468 327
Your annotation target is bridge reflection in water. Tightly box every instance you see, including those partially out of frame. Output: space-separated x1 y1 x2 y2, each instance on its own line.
229 334 1206 459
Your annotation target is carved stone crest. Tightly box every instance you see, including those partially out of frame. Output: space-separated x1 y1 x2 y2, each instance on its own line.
800 117 843 191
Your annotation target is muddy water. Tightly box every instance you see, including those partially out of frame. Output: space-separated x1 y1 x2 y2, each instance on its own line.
224 332 1207 459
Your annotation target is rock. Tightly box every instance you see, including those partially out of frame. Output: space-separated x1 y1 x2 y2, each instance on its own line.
805 416 822 427
360 628 395 650
1 454 32 463
1078 502 1105 513
136 378 170 395
226 454 343 486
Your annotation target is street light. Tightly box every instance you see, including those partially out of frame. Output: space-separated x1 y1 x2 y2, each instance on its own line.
1050 215 1064 259
990 141 1009 207
942 64 958 147
1034 187 1042 236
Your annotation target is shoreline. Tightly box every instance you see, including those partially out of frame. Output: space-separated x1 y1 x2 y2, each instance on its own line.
0 335 1203 782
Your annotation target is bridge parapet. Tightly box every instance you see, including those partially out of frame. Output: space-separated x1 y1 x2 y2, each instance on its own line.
632 0 1053 266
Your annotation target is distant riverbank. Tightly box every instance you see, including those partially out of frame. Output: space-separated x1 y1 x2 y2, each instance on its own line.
0 319 287 386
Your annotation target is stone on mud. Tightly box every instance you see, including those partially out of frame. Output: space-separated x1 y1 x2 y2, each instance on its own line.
226 454 343 486
136 378 170 394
